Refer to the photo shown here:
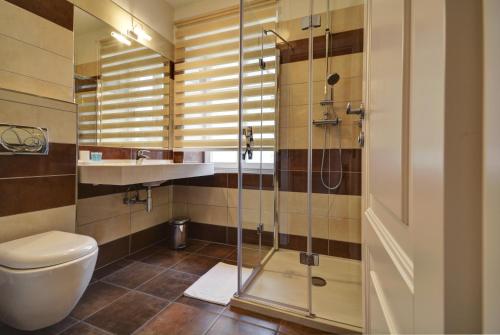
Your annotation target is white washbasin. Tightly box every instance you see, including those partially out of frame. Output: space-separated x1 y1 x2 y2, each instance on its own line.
78 159 214 185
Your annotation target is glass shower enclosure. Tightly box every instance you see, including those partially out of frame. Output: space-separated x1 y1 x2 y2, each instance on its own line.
233 0 363 332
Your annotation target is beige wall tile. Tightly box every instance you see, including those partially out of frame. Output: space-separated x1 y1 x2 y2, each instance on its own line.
0 88 76 112
0 99 76 143
172 202 189 217
186 186 228 206
227 189 274 212
227 207 274 232
0 70 73 103
329 194 361 219
77 193 129 226
0 205 76 243
173 185 190 203
131 203 171 233
279 192 329 217
77 213 130 245
281 213 329 238
329 217 361 243
188 204 227 226
133 185 172 211
0 35 73 88
0 1 73 59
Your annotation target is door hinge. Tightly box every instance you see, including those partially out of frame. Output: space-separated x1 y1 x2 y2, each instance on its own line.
299 252 319 266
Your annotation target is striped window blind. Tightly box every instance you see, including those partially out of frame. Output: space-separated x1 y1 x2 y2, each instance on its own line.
174 0 277 150
77 38 171 148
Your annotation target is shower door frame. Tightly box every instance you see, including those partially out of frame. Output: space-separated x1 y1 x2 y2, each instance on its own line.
235 0 316 319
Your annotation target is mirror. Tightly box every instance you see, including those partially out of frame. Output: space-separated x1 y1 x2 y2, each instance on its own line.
74 8 171 149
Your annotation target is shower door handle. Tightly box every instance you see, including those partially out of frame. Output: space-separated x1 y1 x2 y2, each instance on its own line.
346 102 365 118
357 131 365 147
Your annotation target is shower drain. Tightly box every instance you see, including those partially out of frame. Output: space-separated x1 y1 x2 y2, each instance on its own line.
312 276 327 287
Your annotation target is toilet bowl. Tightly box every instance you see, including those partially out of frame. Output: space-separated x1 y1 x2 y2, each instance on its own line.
0 231 98 331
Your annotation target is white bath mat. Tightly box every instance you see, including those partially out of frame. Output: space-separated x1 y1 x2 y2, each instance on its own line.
184 262 252 305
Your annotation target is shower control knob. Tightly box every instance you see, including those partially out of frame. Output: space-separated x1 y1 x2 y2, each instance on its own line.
357 131 365 147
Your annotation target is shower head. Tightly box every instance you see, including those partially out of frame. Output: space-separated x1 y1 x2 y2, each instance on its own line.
327 73 340 86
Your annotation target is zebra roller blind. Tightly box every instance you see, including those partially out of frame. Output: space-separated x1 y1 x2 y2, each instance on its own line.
174 0 277 150
78 38 171 148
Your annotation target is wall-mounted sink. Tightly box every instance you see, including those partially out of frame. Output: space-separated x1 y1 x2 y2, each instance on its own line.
78 159 214 186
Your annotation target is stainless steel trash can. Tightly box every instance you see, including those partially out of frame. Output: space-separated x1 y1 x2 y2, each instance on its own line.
168 217 189 250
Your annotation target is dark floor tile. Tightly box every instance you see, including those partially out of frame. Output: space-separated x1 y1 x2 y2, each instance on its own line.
140 249 189 268
136 302 218 335
60 322 108 335
0 316 77 335
183 239 209 252
103 262 164 289
207 316 276 335
278 320 334 335
126 245 163 261
71 282 129 320
224 306 280 331
175 296 225 314
137 270 199 300
92 259 133 280
86 291 167 335
172 254 220 276
196 243 235 258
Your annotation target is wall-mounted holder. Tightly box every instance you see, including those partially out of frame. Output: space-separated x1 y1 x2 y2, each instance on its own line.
0 124 49 155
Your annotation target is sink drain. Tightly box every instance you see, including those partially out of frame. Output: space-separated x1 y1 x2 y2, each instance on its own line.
312 276 327 287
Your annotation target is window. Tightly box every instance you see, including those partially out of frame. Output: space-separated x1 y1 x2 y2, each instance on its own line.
77 38 170 148
174 0 277 161
207 150 274 171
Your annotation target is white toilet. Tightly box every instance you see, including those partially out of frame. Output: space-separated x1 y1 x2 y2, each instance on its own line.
0 231 98 331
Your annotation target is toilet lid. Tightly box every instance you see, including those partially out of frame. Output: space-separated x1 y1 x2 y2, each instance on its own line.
0 231 97 269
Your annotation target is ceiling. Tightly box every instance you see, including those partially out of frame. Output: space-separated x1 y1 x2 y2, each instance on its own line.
163 0 201 8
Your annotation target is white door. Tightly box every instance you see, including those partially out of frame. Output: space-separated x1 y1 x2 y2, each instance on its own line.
362 0 414 333
363 0 484 333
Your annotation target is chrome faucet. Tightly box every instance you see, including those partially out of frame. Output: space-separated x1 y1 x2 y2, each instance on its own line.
136 149 150 164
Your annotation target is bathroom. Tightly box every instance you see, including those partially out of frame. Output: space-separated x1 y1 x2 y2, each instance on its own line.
0 0 496 334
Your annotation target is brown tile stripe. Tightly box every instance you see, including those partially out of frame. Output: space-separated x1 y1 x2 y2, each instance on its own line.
95 222 169 268
189 222 361 261
175 170 360 195
0 143 76 178
279 29 364 64
0 175 75 217
278 170 361 195
278 149 361 172
173 173 274 191
5 0 74 31
95 236 130 268
173 151 205 163
130 223 169 253
75 76 98 94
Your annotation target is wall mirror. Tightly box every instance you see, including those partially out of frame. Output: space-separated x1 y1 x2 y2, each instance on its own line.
74 7 171 149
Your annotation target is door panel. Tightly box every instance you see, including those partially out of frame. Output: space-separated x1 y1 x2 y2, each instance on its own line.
363 0 414 333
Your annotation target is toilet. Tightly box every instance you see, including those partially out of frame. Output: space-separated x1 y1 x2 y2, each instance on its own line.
0 231 98 331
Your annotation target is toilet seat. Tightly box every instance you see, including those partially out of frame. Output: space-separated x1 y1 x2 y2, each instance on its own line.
0 231 97 269
0 231 98 331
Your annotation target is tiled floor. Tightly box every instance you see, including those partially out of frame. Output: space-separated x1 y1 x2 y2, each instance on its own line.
0 240 335 335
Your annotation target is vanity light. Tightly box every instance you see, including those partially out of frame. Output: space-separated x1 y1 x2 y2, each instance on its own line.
128 26 152 42
111 31 131 46
135 26 152 41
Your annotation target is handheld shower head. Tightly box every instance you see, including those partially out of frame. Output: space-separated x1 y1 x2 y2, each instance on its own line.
327 73 340 86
